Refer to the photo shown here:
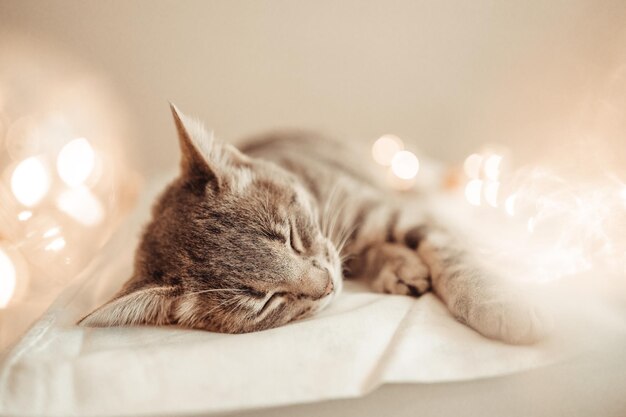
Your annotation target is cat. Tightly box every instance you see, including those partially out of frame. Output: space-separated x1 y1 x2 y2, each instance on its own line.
79 104 550 344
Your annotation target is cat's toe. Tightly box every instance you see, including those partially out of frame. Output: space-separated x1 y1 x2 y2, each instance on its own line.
372 266 404 294
371 258 431 296
396 262 430 296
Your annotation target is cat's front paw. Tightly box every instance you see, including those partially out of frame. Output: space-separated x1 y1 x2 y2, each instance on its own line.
370 244 431 296
466 296 553 344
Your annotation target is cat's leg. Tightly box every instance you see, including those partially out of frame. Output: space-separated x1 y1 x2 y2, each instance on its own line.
407 225 551 344
360 242 431 296
338 198 431 296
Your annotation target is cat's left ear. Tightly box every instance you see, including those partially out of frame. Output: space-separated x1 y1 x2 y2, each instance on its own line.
169 103 248 191
77 285 178 327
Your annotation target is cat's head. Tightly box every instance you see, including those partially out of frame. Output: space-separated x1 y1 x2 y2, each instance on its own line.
79 105 342 333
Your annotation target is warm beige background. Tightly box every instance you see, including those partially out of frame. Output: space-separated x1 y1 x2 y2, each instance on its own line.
1 0 625 177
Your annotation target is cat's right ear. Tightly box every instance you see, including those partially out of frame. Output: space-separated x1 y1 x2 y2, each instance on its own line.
169 103 223 190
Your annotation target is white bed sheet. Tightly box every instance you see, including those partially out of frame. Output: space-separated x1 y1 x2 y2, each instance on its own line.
0 181 568 417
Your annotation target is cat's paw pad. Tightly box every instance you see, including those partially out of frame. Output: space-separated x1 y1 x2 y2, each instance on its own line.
469 297 553 345
371 248 430 296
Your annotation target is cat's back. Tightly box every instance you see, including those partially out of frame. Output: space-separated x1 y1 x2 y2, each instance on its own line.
239 130 382 190
240 129 354 163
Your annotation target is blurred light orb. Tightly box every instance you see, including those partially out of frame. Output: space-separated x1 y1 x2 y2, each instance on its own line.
463 153 483 179
57 187 105 226
0 247 17 308
483 181 500 208
45 237 66 252
464 179 483 206
43 227 60 238
505 194 517 216
17 211 32 221
483 154 502 181
372 134 404 166
57 137 95 187
390 150 419 179
10 156 50 207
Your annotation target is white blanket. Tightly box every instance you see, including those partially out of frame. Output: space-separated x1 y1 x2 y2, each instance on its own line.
0 182 566 417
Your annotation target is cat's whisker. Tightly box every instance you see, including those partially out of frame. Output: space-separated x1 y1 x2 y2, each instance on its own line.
325 182 347 238
205 296 243 316
186 288 248 296
326 194 350 244
335 223 358 254
320 183 341 236
339 252 355 263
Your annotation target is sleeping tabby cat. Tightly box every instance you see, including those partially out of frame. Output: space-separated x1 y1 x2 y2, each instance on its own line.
79 105 549 344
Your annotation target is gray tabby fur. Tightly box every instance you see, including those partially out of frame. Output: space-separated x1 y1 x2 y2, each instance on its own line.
79 105 549 344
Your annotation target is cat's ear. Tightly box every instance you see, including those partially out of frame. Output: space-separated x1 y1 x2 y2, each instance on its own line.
170 103 223 188
77 285 177 327
170 103 247 189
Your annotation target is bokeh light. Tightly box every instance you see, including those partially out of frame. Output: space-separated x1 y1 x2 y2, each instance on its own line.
483 154 502 181
43 227 60 238
464 179 483 206
372 134 404 166
0 33 138 352
56 187 105 226
44 237 66 252
504 194 517 216
57 137 96 187
17 211 32 221
390 150 419 180
10 156 50 207
463 153 483 179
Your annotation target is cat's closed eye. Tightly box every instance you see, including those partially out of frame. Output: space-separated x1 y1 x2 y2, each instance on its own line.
263 228 287 243
289 226 304 254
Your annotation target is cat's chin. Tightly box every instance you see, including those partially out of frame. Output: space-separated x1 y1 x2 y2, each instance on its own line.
271 288 340 328
289 296 333 323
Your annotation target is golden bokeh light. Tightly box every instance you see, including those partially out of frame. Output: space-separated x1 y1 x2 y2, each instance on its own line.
56 187 105 226
10 156 50 207
17 211 32 221
56 137 96 187
463 153 483 179
483 154 502 181
464 179 482 206
44 237 66 252
372 134 404 166
390 150 419 180
43 227 60 238
505 194 517 216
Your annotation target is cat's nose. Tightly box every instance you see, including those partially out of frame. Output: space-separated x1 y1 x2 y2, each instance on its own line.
293 267 333 299
312 268 334 299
